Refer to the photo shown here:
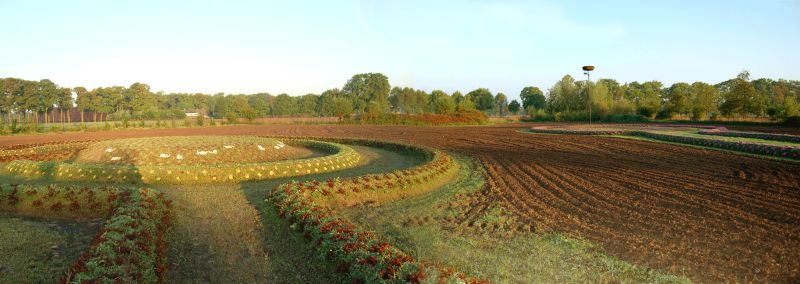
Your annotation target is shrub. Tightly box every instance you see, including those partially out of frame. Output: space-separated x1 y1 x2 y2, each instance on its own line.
784 115 800 127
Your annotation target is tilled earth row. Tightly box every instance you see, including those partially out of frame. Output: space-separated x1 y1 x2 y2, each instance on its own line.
2 123 798 282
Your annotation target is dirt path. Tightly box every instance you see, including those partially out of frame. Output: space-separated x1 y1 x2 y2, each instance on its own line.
2 123 799 282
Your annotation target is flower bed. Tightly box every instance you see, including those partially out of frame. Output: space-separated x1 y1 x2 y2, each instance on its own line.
0 184 172 283
0 142 92 163
266 140 480 283
629 131 800 160
2 139 361 184
698 129 800 143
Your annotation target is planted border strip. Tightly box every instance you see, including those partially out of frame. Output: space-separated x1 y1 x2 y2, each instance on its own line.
528 126 626 135
698 129 800 143
527 126 800 160
266 140 481 283
0 184 171 283
1 140 361 184
628 131 800 160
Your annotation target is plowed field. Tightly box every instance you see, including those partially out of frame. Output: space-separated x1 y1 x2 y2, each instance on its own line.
2 123 798 283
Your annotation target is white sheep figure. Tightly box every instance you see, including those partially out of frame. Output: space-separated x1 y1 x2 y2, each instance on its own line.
159 153 171 158
274 145 280 150
110 156 121 161
105 147 114 153
197 150 208 156
176 154 183 160
257 145 265 151
210 149 218 154
223 145 234 149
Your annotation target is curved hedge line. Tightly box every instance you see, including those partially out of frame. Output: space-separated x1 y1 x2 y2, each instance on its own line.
698 129 800 143
0 184 171 283
266 140 480 283
1 140 361 185
629 131 800 160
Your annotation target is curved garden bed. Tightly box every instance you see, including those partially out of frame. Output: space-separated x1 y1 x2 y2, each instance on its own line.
1 139 361 184
264 139 479 283
0 184 171 283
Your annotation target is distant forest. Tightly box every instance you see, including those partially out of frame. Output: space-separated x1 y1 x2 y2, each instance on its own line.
1 71 798 124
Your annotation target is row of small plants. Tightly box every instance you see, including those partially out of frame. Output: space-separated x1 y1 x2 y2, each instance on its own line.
1 140 361 184
528 126 800 160
628 131 800 160
0 142 92 163
527 127 626 135
266 140 481 283
0 184 172 283
698 129 800 143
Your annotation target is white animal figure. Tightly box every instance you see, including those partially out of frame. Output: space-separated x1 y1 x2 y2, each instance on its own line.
105 147 114 153
223 145 234 149
257 145 265 151
210 149 218 154
197 150 208 156
110 156 121 161
176 154 183 160
159 153 171 158
274 145 280 150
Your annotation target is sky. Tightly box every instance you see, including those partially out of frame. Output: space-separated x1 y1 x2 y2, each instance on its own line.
1 0 798 102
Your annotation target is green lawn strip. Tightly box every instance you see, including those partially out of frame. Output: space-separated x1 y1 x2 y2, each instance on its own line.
338 155 691 283
0 213 100 283
603 135 800 164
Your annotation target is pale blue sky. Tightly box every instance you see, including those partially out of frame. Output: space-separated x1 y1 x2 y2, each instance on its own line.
1 0 798 102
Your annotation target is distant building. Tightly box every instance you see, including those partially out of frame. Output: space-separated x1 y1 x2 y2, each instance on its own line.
184 109 207 118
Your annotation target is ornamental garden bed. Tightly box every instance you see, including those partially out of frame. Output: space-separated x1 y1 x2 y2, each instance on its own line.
0 184 172 283
265 139 481 283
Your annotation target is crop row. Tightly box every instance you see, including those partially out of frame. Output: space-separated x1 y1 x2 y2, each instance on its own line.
528 127 626 135
0 184 172 283
0 142 91 163
1 140 361 184
266 141 479 283
630 131 800 160
698 129 800 143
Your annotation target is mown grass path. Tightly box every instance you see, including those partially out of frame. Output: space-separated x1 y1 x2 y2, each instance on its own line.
163 144 425 283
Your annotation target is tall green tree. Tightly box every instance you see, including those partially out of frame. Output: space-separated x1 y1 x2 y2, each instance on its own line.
690 82 720 120
342 73 390 114
662 82 692 118
494 93 508 116
519 86 545 110
508 99 521 114
271 94 299 116
429 90 455 114
466 88 494 111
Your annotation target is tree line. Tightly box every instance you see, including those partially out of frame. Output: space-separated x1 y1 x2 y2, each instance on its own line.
533 70 800 122
1 70 798 125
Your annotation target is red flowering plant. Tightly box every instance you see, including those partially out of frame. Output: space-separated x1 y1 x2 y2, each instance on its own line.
0 184 172 283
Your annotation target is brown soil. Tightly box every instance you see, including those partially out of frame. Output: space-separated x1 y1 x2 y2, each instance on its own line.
1 123 798 283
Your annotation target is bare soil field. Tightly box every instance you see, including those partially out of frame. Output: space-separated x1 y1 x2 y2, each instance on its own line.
2 123 799 283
